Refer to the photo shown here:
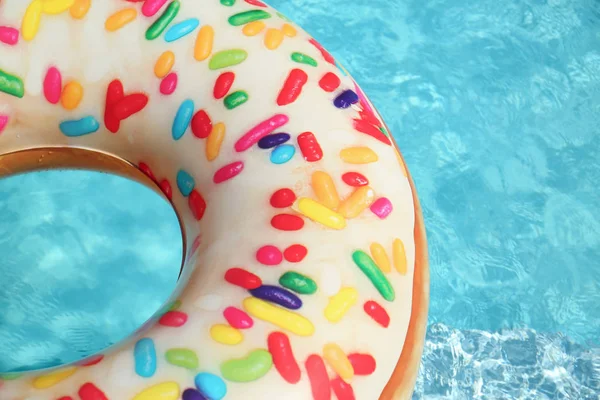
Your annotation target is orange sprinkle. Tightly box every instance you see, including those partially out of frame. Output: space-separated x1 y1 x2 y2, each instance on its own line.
69 0 90 19
311 171 340 210
61 81 83 110
105 8 137 32
264 28 284 50
340 147 379 164
393 238 407 275
206 122 225 161
194 25 214 61
337 186 375 218
323 343 353 382
282 23 297 37
242 20 265 36
370 242 391 273
154 51 175 78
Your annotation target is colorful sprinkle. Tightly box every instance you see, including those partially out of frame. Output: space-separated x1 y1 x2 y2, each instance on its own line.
306 355 331 400
59 116 100 137
256 245 283 266
319 72 341 92
191 109 212 139
182 388 205 400
209 49 248 70
223 306 254 329
132 382 180 400
165 18 199 42
249 285 302 310
277 68 308 106
297 131 323 162
165 348 199 369
283 244 307 263
142 0 168 17
279 271 317 295
159 310 188 327
243 297 315 336
270 188 296 208
268 332 301 384
194 25 214 61
282 23 297 37
393 238 407 275
69 0 90 19
242 20 265 36
245 0 267 6
353 118 391 145
155 51 175 78
271 213 304 231
160 72 178 95
112 93 149 120
195 373 227 400
176 169 195 196
0 68 24 98
312 171 341 210
213 72 234 99
134 338 157 378
370 242 391 273
224 90 248 109
0 26 19 45
348 353 376 375
352 250 395 301
105 8 137 32
0 115 8 134
225 267 262 289
338 186 375 219
210 324 243 345
145 0 180 40
340 147 378 164
42 0 76 14
43 66 62 104
258 132 290 149
370 197 393 219
309 38 335 64
270 144 296 164
342 172 369 187
291 52 317 67
104 79 124 133
323 343 353 382
189 190 207 221
334 90 359 109
265 28 284 50
78 383 108 400
221 349 272 382
297 198 346 230
21 0 43 41
324 287 358 323
331 377 356 400
220 0 236 5
61 81 83 110
172 99 194 140
206 122 226 161
228 10 271 26
32 367 76 389
214 161 244 183
364 300 390 328
235 114 289 152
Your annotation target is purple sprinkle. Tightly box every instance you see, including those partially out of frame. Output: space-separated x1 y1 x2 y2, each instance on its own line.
258 132 290 149
370 197 393 219
249 285 302 310
333 89 359 109
183 388 207 400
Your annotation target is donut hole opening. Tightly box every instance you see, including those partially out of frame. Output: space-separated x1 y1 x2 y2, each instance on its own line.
0 148 185 374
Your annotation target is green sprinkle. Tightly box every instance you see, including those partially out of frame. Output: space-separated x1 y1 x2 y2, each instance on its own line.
221 349 273 382
279 272 317 295
168 300 182 311
165 348 199 369
221 0 236 5
0 373 22 380
224 90 248 109
352 250 395 301
379 126 390 137
0 68 25 98
228 10 271 26
276 11 291 22
145 1 181 40
209 49 248 70
291 52 317 67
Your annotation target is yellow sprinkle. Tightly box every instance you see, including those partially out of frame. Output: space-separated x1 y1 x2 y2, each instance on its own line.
323 343 354 382
105 8 137 32
243 297 314 336
324 287 358 323
154 51 175 78
61 81 84 110
32 367 76 389
297 197 346 230
281 23 297 37
340 147 379 164
132 382 180 400
337 186 375 219
393 238 407 275
242 20 265 36
311 171 340 210
42 0 75 14
264 28 284 50
206 122 225 162
210 324 243 345
194 25 214 61
22 0 43 42
370 242 391 273
69 0 90 19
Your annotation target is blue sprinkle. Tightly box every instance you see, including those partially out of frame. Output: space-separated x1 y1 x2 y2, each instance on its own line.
270 144 295 164
59 116 100 137
195 372 227 400
183 388 208 400
258 132 290 149
249 285 302 310
165 18 200 43
134 338 156 378
177 169 195 197
172 99 195 140
334 89 359 109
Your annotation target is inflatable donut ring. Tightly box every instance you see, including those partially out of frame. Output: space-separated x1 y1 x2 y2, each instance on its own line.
0 1 429 399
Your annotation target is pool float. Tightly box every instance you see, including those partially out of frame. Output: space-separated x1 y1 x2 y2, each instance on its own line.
0 0 429 399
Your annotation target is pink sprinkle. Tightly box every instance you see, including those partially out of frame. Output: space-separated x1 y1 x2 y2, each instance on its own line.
256 245 283 266
187 234 202 261
223 306 254 329
43 67 62 105
213 161 244 184
0 115 8 134
0 26 19 45
160 72 178 95
159 311 188 327
370 197 393 219
142 0 168 17
234 114 289 152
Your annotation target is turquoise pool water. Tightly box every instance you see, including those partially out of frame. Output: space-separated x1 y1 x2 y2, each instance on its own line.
1 0 599 398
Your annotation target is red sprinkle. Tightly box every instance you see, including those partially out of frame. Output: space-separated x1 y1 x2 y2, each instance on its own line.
138 162 156 181
347 353 376 376
214 161 244 184
188 234 202 260
160 72 178 95
76 354 104 367
331 377 356 400
363 300 390 328
112 93 149 120
256 245 283 266
78 383 108 400
188 190 207 221
306 354 331 400
353 118 391 145
104 79 124 133
0 26 19 45
43 66 62 104
159 179 173 200
277 68 308 106
342 172 369 187
57 397 74 400
270 188 296 208
309 38 335 65
268 332 301 384
283 244 308 263
159 311 188 327
318 72 340 92
191 109 212 139
223 306 254 329
297 131 323 162
225 267 262 289
358 108 380 127
271 214 304 231
213 72 235 99
244 0 267 6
